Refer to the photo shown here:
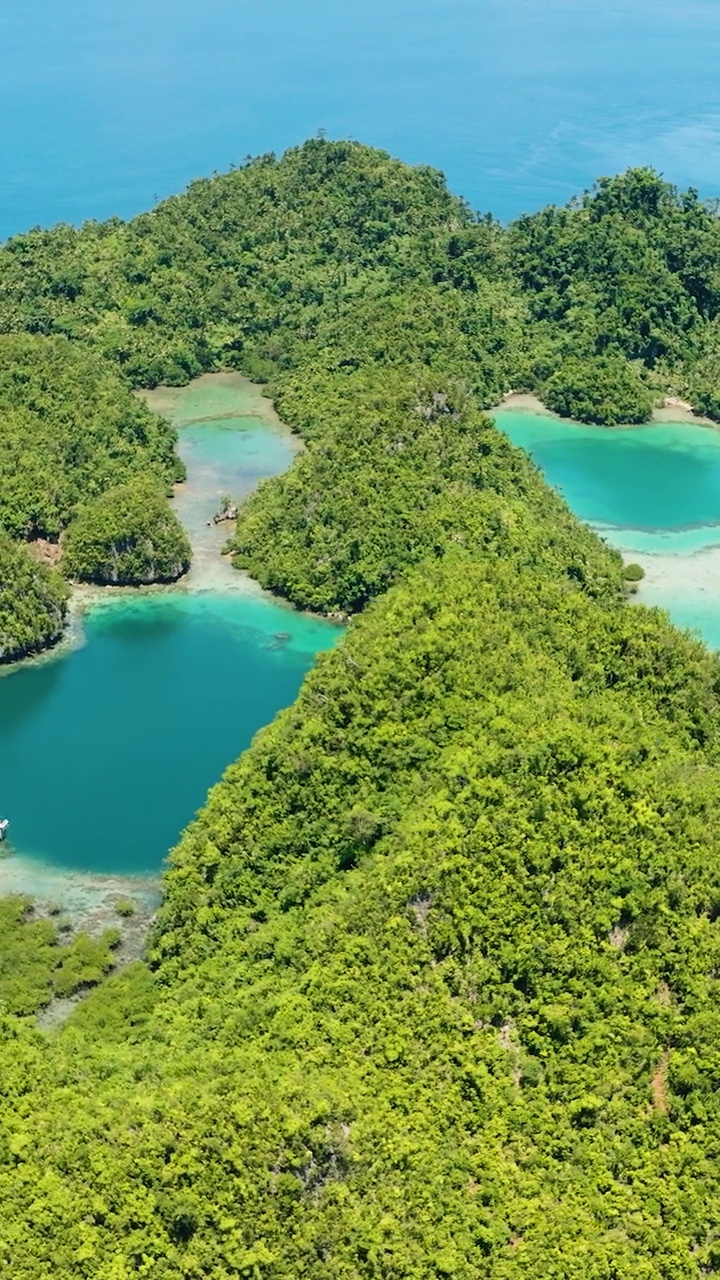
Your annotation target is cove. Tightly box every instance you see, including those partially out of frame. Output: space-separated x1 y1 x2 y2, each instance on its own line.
493 404 720 650
0 376 338 885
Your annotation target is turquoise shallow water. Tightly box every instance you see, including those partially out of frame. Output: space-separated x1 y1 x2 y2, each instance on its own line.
494 407 720 652
495 410 720 551
140 375 302 590
2 1 720 238
171 411 300 588
178 416 296 514
637 596 720 654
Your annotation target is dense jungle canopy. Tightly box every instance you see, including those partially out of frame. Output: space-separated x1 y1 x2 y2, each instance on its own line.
3 143 720 638
4 140 720 1276
0 333 184 654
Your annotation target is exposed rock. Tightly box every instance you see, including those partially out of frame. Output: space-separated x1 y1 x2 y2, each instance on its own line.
414 390 457 420
211 502 238 525
663 395 694 412
26 538 63 569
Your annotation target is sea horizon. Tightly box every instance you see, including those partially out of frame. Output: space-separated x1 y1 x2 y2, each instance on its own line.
3 0 720 241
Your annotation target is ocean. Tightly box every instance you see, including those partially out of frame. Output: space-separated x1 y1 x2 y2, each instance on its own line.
2 0 720 239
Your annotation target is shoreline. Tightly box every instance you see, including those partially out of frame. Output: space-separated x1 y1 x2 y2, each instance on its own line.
2 373 310 677
8 376 718 948
137 370 295 436
493 393 720 645
0 854 161 1029
620 541 720 607
494 390 719 431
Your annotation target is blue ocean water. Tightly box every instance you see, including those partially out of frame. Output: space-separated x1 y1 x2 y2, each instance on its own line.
2 1 720 239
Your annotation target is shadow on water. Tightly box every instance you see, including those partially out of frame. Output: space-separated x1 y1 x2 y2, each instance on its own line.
0 654 66 735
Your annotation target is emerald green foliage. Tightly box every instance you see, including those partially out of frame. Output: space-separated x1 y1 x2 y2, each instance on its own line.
114 897 135 918
51 928 120 999
5 548 720 1274
0 139 519 648
509 167 720 420
0 897 121 1015
0 534 68 661
4 141 720 1274
543 355 653 424
0 333 182 542
0 898 58 1016
62 477 191 584
510 169 711 363
0 142 498 385
0 320 185 658
232 366 623 612
623 561 646 582
2 145 719 434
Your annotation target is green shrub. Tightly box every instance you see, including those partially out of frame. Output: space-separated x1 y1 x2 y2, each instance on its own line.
0 535 68 663
63 478 191 585
543 356 653 425
52 930 119 999
0 333 183 540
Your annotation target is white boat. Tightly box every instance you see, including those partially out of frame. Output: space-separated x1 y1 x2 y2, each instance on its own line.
0 819 9 842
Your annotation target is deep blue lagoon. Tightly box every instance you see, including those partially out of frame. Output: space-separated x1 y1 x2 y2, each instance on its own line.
0 378 339 880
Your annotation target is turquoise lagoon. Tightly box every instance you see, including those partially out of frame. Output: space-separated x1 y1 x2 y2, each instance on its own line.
0 379 339 882
494 411 720 546
0 593 332 877
494 406 720 650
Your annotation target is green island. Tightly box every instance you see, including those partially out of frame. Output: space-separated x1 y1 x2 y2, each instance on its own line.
4 140 720 1275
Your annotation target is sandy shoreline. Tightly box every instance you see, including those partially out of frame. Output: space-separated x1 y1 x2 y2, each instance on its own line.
0 856 160 915
625 543 720 605
493 392 720 633
6 379 720 937
0 377 287 680
494 390 719 430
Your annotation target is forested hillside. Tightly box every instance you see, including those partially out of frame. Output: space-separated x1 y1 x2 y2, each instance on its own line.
0 140 522 651
3 143 720 644
508 167 720 420
5 510 720 1277
0 534 68 662
4 141 720 1275
0 333 185 656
